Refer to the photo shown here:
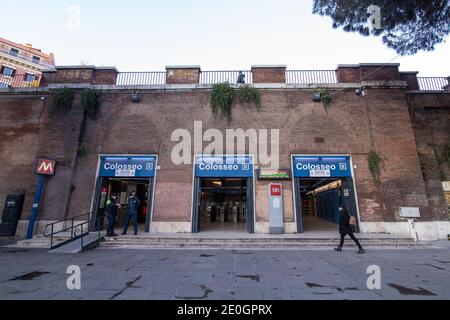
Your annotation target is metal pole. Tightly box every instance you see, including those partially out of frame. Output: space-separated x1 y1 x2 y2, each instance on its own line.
26 175 45 240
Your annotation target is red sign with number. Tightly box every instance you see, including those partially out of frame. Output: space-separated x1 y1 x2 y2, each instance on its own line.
36 159 56 176
270 184 282 197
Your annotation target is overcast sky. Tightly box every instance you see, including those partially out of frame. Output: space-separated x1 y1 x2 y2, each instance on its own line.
2 0 449 75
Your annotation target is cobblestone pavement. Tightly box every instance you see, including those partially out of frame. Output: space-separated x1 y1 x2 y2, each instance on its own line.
1 244 450 300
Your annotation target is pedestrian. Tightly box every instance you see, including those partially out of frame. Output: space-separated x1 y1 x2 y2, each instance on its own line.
334 206 365 254
106 195 118 237
122 191 140 236
237 71 245 84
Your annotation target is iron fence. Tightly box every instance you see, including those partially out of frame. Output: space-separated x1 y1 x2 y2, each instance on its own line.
417 77 449 91
286 70 337 84
116 72 166 86
200 71 252 84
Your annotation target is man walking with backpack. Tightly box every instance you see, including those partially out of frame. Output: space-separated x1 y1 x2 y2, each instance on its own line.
334 206 365 254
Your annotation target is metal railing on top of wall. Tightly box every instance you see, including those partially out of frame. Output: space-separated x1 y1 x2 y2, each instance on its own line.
286 70 337 84
417 77 449 91
115 71 449 91
200 71 253 84
116 70 338 86
116 72 166 86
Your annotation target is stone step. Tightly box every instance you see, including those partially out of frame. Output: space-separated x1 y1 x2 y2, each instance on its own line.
99 237 433 250
106 239 418 245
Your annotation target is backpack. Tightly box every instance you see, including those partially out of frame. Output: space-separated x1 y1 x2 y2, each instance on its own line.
349 215 357 226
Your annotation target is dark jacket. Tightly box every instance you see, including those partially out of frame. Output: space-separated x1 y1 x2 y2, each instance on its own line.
339 211 354 234
106 198 117 216
127 196 140 215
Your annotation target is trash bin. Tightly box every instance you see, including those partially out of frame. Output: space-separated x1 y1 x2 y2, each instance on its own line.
0 194 25 237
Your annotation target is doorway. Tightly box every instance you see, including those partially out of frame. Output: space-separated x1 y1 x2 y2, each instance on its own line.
292 155 359 233
94 178 152 233
199 178 248 232
192 155 255 233
91 155 157 233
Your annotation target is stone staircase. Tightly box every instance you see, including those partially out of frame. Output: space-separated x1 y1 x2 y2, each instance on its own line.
99 235 437 250
13 234 71 249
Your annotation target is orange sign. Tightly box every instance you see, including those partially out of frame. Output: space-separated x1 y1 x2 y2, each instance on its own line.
36 159 56 175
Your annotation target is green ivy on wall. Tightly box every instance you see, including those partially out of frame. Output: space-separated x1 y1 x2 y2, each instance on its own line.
313 88 332 110
52 87 74 111
237 85 261 110
211 83 261 122
80 89 100 118
368 151 383 184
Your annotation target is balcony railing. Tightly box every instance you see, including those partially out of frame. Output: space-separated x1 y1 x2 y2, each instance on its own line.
0 74 41 88
417 77 450 91
116 72 166 86
286 70 337 84
200 71 252 84
116 70 338 86
114 71 449 92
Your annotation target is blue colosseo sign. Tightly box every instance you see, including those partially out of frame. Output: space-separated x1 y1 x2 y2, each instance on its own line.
195 156 254 178
293 156 352 178
99 156 157 178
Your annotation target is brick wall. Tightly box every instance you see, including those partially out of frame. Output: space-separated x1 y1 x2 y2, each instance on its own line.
408 93 450 220
1 83 448 232
251 66 286 83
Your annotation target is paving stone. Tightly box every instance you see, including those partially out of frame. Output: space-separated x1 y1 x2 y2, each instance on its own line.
1 247 450 300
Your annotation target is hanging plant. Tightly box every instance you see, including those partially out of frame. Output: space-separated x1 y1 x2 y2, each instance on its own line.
80 89 100 118
313 88 332 110
52 87 74 111
368 151 383 184
211 82 235 122
238 85 261 110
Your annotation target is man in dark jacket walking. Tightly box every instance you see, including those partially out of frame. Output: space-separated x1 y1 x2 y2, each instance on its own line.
122 191 140 236
334 206 365 254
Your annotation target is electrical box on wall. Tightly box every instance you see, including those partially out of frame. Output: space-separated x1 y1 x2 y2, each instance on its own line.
269 183 284 234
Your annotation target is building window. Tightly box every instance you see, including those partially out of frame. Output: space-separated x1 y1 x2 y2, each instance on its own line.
9 48 19 57
24 73 37 82
0 66 16 77
32 56 41 64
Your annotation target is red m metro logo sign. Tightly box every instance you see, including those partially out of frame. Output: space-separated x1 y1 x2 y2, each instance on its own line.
36 159 56 176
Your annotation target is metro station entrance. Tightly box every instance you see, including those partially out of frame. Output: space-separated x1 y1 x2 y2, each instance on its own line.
92 156 157 233
192 156 254 233
199 178 248 232
292 156 360 233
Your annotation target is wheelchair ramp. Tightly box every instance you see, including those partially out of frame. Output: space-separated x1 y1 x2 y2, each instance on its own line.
49 232 106 254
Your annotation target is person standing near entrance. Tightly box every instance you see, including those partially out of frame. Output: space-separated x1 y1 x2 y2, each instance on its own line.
122 191 140 236
334 206 365 254
106 196 118 237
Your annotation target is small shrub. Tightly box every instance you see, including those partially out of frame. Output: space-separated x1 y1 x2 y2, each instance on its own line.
80 89 100 117
211 82 235 122
313 88 332 109
238 85 261 110
368 151 383 184
52 87 74 111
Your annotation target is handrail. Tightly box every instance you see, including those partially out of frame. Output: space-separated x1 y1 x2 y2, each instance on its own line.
43 212 106 250
43 212 92 237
